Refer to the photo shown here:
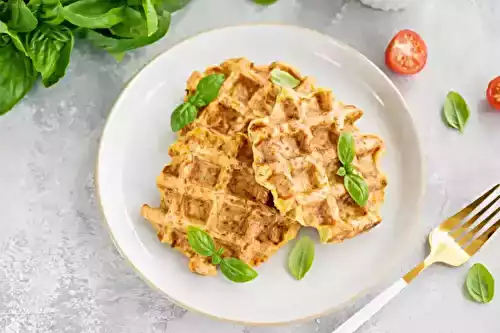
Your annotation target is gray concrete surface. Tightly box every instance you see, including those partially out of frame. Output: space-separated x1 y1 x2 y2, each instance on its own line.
1 0 500 332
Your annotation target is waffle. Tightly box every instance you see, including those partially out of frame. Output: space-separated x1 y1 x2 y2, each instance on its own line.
141 127 300 276
181 58 316 137
248 88 387 243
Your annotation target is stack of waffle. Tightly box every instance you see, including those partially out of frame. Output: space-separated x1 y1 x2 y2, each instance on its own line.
142 58 387 276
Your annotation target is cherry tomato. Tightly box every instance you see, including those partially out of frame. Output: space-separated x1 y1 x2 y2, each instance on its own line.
385 30 427 75
486 76 500 110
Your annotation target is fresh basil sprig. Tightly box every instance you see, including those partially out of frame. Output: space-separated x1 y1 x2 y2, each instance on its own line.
0 0 192 116
82 11 171 54
337 130 355 166
270 68 300 89
142 0 157 36
254 0 279 4
28 0 65 26
171 73 225 131
187 226 215 256
443 91 470 133
466 263 495 303
186 226 258 283
7 0 38 32
288 236 315 280
26 24 74 87
220 257 258 283
62 0 126 29
0 21 37 115
337 131 369 206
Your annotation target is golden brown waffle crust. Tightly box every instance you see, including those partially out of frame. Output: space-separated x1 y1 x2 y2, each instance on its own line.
181 58 317 138
142 57 387 277
248 88 387 243
142 125 300 276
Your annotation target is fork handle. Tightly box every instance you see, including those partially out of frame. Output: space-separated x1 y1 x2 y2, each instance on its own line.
332 261 428 333
331 278 407 333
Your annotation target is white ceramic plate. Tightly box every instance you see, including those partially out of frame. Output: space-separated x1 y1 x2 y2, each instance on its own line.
97 25 425 325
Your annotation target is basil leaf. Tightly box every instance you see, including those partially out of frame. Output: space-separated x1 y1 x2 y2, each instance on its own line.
155 0 191 13
345 164 354 175
109 7 147 38
466 263 495 303
336 166 346 177
28 0 65 25
211 248 224 265
186 226 215 257
337 131 355 166
211 254 222 265
0 2 8 21
7 0 38 32
270 68 300 89
171 102 197 132
344 173 369 207
83 10 170 53
187 91 206 108
0 22 37 115
443 91 470 133
254 0 278 4
26 24 74 87
0 19 27 53
220 258 258 283
126 0 141 5
142 0 157 36
196 73 225 105
62 0 125 29
288 236 315 280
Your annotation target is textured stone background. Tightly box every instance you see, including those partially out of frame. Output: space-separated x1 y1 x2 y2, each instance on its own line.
1 0 500 332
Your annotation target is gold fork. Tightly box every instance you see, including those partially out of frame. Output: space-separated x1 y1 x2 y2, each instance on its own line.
333 184 500 333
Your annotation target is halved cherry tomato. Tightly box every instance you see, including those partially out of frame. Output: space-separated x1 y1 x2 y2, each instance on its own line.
486 76 500 110
385 30 427 75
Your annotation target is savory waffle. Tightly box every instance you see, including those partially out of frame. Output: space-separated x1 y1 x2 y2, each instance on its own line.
248 88 387 243
141 127 300 275
181 58 316 137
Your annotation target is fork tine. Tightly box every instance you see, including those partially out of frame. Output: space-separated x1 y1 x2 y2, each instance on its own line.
464 218 500 256
458 206 500 246
449 194 500 239
440 184 499 231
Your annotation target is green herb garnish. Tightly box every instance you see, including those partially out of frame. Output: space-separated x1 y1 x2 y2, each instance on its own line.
443 91 470 133
337 131 369 206
142 0 157 36
466 263 495 303
344 173 369 206
186 226 258 283
171 73 225 131
7 0 38 32
288 236 315 280
0 0 191 116
220 257 258 283
187 225 216 256
194 73 226 105
270 68 300 89
81 11 171 54
0 21 37 116
26 24 74 87
62 0 126 29
253 0 279 4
